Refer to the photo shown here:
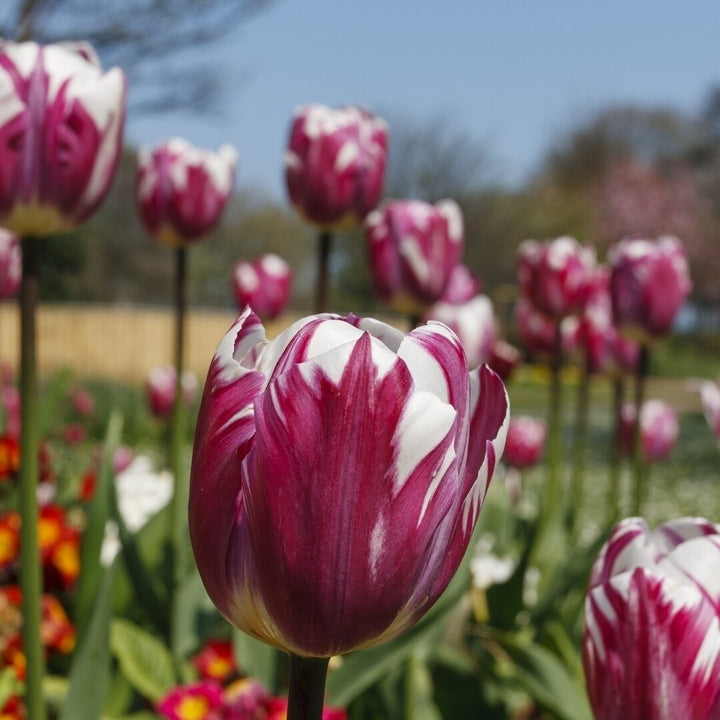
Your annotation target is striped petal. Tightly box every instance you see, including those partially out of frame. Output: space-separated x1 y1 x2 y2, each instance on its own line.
242 330 461 656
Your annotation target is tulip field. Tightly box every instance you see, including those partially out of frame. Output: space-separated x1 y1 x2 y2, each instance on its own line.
1 37 720 720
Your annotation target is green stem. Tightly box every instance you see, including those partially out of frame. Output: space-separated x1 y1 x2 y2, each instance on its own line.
169 246 188 653
535 323 564 555
568 359 590 538
315 231 332 314
608 374 625 523
19 235 46 720
287 654 329 720
632 345 649 516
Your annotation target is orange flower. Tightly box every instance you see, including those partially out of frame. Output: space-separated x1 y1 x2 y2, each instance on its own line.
192 639 237 683
0 436 19 481
0 512 19 569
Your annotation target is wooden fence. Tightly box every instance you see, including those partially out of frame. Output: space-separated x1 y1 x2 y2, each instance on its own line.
0 303 303 384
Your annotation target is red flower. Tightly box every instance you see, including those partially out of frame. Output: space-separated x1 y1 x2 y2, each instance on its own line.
0 436 19 481
192 639 237 683
156 681 225 720
0 512 20 571
265 697 346 720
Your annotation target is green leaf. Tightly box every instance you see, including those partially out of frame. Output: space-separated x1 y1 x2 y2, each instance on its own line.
0 667 21 709
43 676 69 713
60 566 114 720
404 653 443 720
232 628 284 694
110 618 176 702
491 632 592 720
74 411 123 641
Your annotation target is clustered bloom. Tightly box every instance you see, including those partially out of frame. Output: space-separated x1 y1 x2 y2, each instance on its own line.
192 639 238 683
0 40 126 236
619 400 679 462
0 230 20 299
137 137 237 246
232 254 292 320
517 236 596 319
609 236 692 342
424 294 497 369
366 199 464 313
285 104 388 229
146 365 198 420
503 416 546 470
583 517 720 720
190 309 508 658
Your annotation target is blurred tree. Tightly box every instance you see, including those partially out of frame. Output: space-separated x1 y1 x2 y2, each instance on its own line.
0 0 274 114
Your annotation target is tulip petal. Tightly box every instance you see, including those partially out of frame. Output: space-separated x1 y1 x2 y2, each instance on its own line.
242 331 462 655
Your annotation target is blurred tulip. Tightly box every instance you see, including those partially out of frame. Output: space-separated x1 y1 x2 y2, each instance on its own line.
609 235 692 341
440 263 482 304
285 103 388 229
69 387 95 417
146 365 198 420
232 253 292 319
137 137 237 247
1 384 19 438
424 294 497 368
700 380 720 444
504 416 546 469
366 199 464 313
190 309 509 657
620 400 679 462
517 236 596 319
0 230 20 298
583 516 720 720
515 297 577 358
0 41 126 236
488 339 522 383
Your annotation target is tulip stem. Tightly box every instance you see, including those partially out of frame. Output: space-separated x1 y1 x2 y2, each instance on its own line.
287 654 329 720
632 345 649 516
315 231 332 313
19 235 46 720
608 374 624 522
568 358 590 538
169 246 188 652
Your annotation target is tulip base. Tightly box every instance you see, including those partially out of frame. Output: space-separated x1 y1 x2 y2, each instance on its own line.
287 654 330 720
315 231 332 313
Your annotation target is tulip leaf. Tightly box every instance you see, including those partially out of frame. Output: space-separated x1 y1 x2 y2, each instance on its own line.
110 618 176 702
233 628 284 694
74 410 122 641
60 566 114 720
404 653 443 720
490 632 592 720
43 676 69 713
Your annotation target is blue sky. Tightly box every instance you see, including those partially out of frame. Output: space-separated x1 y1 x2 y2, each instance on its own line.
126 1 720 199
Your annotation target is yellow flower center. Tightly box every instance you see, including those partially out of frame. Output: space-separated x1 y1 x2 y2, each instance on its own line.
52 541 80 583
38 518 61 549
177 696 210 720
0 528 17 565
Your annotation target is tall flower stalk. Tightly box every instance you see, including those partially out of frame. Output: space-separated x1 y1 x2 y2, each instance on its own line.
0 41 125 718
631 345 649 515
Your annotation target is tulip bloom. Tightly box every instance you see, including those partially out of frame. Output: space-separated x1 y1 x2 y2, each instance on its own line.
0 41 126 236
517 236 596 319
366 199 464 312
700 380 720 444
285 104 388 229
583 516 720 720
423 295 497 369
146 365 198 420
190 309 509 657
0 230 20 299
503 416 546 469
515 297 577 358
440 264 482 305
232 253 292 319
619 400 679 462
488 339 522 383
137 137 237 246
609 236 692 341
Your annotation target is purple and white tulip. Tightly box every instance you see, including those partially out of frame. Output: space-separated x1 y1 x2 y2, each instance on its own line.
366 199 464 313
440 264 482 305
0 230 20 299
620 400 679 462
517 236 596 319
423 295 497 369
503 416 546 469
189 309 509 657
146 365 198 420
136 137 237 247
700 380 720 445
285 104 388 229
609 236 692 342
0 41 126 236
231 253 292 320
583 516 720 720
